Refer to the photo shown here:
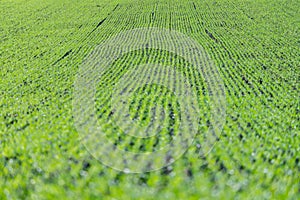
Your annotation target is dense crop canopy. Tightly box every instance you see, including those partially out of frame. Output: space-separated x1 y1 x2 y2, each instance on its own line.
0 0 299 199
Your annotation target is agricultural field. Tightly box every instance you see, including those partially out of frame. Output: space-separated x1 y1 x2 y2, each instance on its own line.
0 0 299 199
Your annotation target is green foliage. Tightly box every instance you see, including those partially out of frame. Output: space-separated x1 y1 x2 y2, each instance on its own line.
0 0 299 199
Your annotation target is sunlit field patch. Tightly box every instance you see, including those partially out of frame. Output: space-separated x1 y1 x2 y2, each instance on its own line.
0 0 299 199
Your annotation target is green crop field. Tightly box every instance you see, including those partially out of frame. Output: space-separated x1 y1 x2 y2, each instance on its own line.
0 0 299 199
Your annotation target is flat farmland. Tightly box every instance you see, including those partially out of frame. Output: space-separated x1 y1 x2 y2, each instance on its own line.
0 0 299 199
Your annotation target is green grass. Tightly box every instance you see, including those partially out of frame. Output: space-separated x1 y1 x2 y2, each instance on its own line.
0 0 299 199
